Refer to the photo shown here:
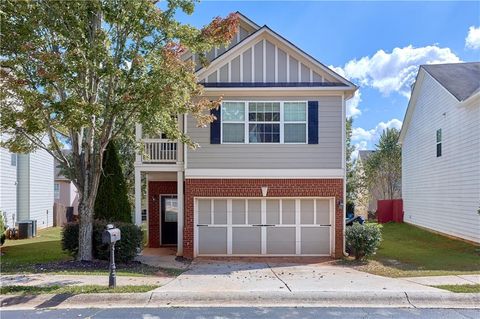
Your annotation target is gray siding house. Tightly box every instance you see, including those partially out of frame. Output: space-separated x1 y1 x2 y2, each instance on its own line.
399 62 480 244
134 13 357 258
0 135 54 229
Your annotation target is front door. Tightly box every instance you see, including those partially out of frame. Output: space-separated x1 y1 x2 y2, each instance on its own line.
161 196 178 245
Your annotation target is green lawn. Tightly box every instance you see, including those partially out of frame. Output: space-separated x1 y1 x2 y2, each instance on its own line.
1 227 72 272
352 223 480 277
0 227 159 276
0 285 159 295
433 284 480 293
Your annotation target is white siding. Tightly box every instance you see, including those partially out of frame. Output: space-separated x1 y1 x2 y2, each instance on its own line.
402 71 480 243
16 154 30 221
0 146 17 226
28 148 54 228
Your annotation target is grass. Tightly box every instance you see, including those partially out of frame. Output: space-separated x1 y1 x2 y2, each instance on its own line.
0 227 163 277
346 223 480 277
0 227 71 272
0 285 159 295
433 284 480 293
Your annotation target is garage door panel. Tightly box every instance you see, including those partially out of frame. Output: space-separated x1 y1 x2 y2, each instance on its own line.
300 199 315 224
266 227 296 254
301 227 330 254
198 227 227 254
197 199 211 224
266 200 280 224
232 200 246 225
247 200 261 224
316 199 330 225
282 200 296 224
213 200 227 224
232 227 261 254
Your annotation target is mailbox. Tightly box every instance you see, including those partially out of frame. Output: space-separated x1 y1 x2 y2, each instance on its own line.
102 224 121 245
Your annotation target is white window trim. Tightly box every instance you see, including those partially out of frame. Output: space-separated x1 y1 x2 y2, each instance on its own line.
221 100 309 145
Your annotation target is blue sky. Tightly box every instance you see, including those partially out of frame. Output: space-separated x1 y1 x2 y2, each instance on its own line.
175 1 480 153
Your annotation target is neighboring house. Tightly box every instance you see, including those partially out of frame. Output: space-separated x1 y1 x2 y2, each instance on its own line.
133 13 357 258
399 62 480 244
54 156 79 216
0 136 54 229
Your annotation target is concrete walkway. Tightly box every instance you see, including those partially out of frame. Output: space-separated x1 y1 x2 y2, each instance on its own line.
134 247 190 270
401 275 480 286
0 274 171 287
154 260 442 293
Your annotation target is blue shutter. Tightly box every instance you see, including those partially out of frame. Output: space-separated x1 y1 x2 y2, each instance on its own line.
308 101 319 144
210 107 221 144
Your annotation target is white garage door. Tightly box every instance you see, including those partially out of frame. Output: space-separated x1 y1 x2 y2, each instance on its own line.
195 198 334 256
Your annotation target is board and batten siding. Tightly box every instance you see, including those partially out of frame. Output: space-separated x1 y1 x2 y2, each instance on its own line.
187 96 342 170
402 71 480 243
201 38 340 85
0 146 17 226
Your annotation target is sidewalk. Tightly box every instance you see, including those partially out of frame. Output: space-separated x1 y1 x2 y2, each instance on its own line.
400 275 480 286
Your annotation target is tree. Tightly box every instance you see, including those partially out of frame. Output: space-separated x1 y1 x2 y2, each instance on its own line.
1 0 238 260
352 158 370 218
364 128 402 200
94 141 131 223
346 117 357 210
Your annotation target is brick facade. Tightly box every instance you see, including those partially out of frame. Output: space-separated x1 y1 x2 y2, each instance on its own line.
183 178 344 259
147 181 177 248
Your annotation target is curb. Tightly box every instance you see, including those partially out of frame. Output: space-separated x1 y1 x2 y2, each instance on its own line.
1 291 479 310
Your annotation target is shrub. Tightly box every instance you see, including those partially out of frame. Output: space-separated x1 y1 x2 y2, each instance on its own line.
62 220 143 262
94 141 132 223
346 222 382 260
0 213 6 246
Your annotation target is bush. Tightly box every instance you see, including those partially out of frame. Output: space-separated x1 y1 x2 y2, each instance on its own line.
0 213 6 246
94 141 132 223
346 222 382 260
62 220 143 263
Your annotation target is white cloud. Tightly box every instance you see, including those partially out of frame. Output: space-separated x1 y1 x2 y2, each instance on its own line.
338 45 461 98
352 140 368 160
352 118 402 150
330 65 361 118
465 26 480 50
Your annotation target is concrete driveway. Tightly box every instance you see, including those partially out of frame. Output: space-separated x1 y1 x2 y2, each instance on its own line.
154 259 441 293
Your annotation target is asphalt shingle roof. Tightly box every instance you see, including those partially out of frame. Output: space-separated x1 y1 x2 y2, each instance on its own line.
421 62 480 102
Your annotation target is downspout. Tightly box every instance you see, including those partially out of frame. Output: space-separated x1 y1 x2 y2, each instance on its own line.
342 94 348 257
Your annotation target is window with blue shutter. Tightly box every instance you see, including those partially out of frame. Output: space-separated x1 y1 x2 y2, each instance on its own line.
210 107 221 144
308 101 319 144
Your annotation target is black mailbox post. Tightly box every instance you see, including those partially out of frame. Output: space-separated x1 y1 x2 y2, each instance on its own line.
102 224 121 288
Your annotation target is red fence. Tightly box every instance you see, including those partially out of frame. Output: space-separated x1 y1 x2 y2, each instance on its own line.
377 199 403 223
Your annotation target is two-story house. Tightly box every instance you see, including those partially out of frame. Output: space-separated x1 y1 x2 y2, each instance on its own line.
134 13 357 258
399 62 480 244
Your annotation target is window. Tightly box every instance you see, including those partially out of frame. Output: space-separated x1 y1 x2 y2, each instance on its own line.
221 101 308 144
54 183 60 199
222 102 245 143
10 154 17 166
436 129 442 157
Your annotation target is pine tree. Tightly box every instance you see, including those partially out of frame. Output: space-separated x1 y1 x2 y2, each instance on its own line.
94 141 132 223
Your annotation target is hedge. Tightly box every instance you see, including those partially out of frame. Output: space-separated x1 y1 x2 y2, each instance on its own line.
62 220 142 263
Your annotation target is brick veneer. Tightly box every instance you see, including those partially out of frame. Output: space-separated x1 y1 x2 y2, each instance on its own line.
148 181 177 248
183 178 344 259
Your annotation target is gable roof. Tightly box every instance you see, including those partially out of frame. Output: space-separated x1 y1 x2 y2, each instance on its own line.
358 150 376 163
196 13 356 92
422 62 480 102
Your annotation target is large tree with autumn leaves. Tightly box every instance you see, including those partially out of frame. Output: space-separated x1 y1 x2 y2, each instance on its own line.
0 0 238 261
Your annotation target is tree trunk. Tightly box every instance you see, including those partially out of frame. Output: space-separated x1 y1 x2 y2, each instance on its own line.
78 197 94 261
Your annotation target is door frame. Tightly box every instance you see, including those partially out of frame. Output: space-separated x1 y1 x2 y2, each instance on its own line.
193 197 335 257
160 194 178 246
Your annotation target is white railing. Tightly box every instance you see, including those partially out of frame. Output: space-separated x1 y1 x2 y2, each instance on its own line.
142 139 177 163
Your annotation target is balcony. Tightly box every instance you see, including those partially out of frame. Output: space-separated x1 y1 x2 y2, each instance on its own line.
142 139 178 163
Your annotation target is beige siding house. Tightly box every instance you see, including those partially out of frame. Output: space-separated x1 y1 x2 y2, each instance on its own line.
399 62 480 244
134 13 357 258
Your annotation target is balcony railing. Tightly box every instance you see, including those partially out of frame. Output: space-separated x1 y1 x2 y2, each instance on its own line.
142 139 177 163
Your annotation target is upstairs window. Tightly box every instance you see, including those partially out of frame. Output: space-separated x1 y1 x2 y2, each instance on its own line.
436 129 442 157
221 101 308 144
10 154 17 166
54 183 60 199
